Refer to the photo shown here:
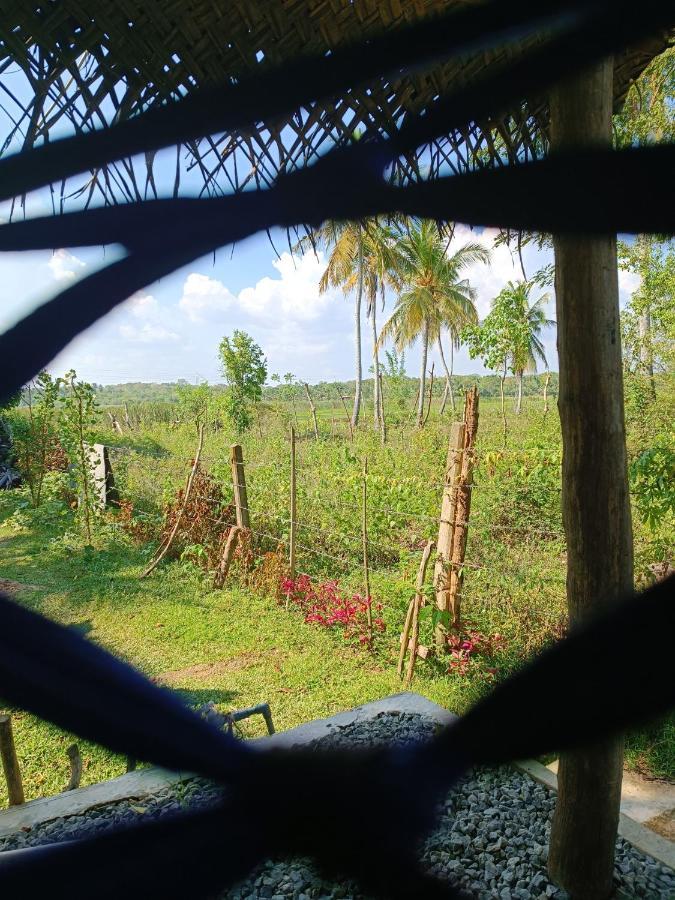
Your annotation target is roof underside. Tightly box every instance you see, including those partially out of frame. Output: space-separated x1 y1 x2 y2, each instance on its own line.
0 1 668 201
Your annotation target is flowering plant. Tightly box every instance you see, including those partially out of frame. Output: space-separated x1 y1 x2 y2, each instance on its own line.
281 574 385 647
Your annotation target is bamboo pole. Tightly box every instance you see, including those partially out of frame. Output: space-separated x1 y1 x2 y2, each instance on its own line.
433 422 464 649
446 387 479 628
404 539 434 687
0 713 24 806
362 456 372 637
289 426 297 581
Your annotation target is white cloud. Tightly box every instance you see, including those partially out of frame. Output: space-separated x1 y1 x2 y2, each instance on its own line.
127 292 160 318
449 225 552 319
48 248 86 281
179 272 235 322
238 251 334 321
119 322 179 343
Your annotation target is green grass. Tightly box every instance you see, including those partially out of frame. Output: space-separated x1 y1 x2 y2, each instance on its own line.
1 393 673 804
0 511 484 803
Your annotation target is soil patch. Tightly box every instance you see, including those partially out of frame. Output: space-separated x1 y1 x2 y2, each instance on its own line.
647 810 675 842
0 578 43 597
157 650 284 684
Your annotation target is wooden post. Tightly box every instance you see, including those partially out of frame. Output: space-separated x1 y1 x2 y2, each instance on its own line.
0 713 25 806
303 383 319 441
547 59 632 900
289 427 297 581
433 422 464 649
446 387 479 628
65 743 82 791
402 539 434 687
213 525 242 588
230 443 250 529
362 456 372 637
378 371 387 445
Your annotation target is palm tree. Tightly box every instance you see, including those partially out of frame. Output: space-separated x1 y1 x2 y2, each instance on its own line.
378 220 490 427
298 220 366 429
504 281 555 414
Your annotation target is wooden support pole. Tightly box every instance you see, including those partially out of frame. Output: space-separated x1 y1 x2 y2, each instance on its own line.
0 713 25 806
213 525 243 589
433 422 464 649
230 443 250 529
404 539 434 688
362 456 372 637
547 59 632 900
289 427 297 581
303 383 319 441
446 387 479 628
378 371 387 445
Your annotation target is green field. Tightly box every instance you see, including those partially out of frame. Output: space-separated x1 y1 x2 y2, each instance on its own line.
1 389 673 804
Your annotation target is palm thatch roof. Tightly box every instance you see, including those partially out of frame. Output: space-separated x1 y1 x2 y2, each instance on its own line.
0 1 668 202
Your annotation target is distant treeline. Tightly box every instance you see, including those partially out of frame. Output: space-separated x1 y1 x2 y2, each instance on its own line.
89 373 557 407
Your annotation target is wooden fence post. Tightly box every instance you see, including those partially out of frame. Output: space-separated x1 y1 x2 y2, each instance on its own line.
362 456 372 637
0 713 25 806
397 539 434 686
446 387 479 628
213 525 243 589
231 443 250 529
303 383 319 441
433 421 464 649
289 427 297 580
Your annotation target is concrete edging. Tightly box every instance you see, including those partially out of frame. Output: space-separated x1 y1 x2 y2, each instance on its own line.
515 758 675 870
0 692 454 839
1 692 672 873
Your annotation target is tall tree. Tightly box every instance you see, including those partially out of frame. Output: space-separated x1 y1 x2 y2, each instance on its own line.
302 221 366 429
379 220 489 427
504 281 554 414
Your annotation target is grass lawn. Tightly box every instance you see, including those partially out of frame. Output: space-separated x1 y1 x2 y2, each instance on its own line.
0 515 478 804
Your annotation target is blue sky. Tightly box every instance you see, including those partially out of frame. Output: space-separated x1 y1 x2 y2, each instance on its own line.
0 56 643 389
0 221 641 387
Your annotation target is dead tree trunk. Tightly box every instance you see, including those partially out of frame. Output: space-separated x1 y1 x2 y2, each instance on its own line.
547 59 633 900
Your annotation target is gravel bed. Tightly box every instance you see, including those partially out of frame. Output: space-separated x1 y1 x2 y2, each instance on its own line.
1 712 673 899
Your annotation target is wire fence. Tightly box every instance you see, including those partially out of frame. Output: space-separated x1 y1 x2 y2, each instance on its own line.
103 426 567 603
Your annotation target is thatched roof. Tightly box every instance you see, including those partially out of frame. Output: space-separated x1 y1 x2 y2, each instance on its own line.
0 2 668 200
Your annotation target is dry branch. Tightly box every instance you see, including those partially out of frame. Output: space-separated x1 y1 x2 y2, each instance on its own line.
141 424 205 577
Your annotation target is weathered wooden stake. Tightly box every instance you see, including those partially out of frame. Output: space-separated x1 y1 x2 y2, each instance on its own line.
213 525 243 589
378 371 387 445
289 427 297 581
400 539 434 687
543 370 551 416
65 743 82 791
231 443 250 529
433 422 464 649
303 383 319 441
547 59 632 899
446 387 479 628
362 456 372 637
0 713 25 806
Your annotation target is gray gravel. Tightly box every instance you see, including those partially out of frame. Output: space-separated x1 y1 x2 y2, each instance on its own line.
1 712 673 899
